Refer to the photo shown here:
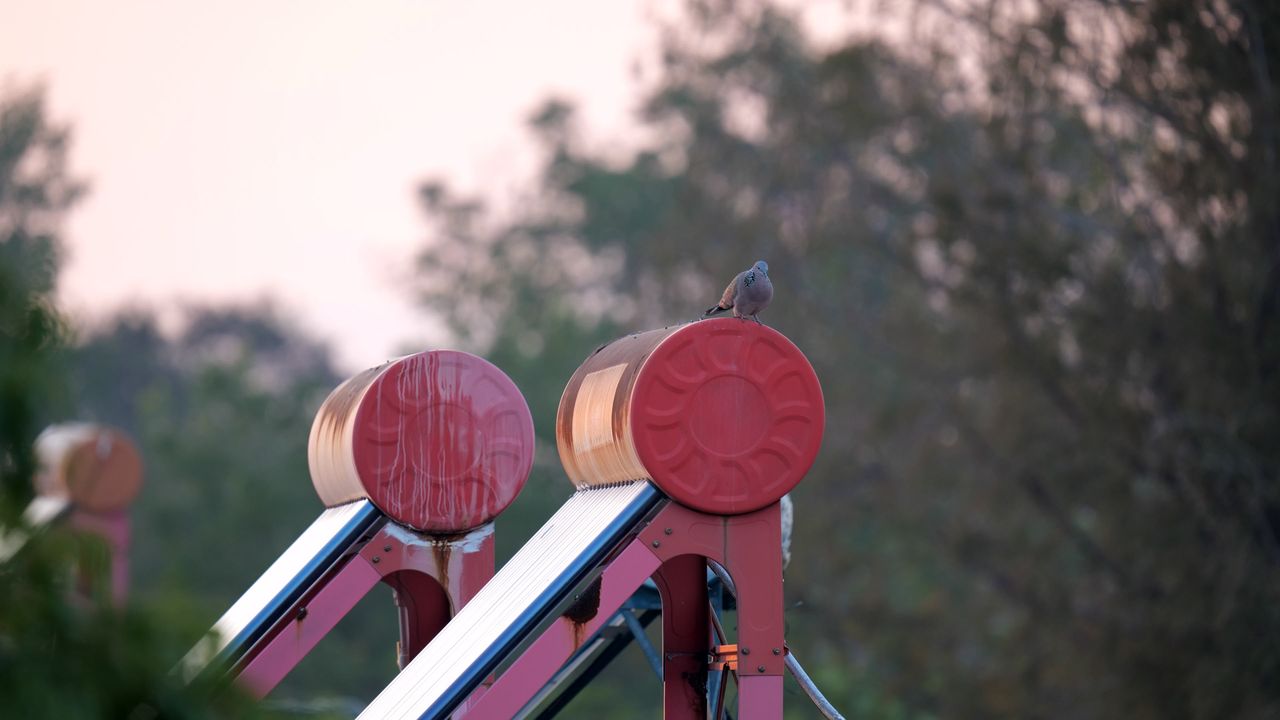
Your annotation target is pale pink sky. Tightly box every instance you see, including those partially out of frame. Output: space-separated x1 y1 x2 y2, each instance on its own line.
0 1 663 370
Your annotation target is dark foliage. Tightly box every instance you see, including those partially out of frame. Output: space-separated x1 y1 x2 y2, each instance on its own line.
411 1 1280 716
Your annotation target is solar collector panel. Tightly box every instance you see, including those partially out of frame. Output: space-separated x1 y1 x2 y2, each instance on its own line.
359 481 664 720
182 499 386 682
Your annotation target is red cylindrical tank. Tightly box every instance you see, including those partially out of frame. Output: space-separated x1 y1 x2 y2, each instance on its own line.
308 350 535 533
35 423 144 513
556 318 824 515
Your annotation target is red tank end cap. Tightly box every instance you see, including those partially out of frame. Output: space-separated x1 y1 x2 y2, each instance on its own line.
350 351 535 532
629 319 824 515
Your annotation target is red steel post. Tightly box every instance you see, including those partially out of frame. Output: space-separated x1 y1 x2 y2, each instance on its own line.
653 553 710 719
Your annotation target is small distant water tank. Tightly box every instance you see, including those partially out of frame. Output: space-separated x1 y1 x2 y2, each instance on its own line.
308 350 535 532
35 423 144 513
556 318 824 515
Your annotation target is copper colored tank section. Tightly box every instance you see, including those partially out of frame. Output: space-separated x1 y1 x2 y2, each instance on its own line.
308 350 535 533
556 318 825 515
556 327 677 487
35 423 144 513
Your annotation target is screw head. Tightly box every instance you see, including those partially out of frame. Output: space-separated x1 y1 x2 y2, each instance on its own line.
772 648 781 655
297 608 308 620
663 528 673 535
651 540 661 548
371 556 381 564
742 647 750 655
757 665 766 673
383 544 392 552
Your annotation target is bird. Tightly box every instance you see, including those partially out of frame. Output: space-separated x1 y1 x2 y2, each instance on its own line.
704 260 773 323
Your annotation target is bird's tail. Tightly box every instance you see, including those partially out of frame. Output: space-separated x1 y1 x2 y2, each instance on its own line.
704 305 729 317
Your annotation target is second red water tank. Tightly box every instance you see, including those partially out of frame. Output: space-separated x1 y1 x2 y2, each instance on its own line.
309 350 535 532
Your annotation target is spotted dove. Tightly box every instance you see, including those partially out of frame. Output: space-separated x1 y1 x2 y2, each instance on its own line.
704 260 773 324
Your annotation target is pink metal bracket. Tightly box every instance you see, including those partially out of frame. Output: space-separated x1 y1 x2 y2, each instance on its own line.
237 521 495 697
66 508 131 605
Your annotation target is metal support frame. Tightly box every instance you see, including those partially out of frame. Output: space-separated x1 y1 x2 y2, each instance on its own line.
237 522 494 698
709 563 846 720
522 576 738 719
457 500 785 719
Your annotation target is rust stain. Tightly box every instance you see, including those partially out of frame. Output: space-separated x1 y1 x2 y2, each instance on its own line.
684 671 708 713
561 576 603 651
294 606 309 644
431 541 452 592
561 576 602 623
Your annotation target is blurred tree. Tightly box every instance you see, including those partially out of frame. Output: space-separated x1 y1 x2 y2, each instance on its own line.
410 0 1280 717
0 85 261 718
0 83 81 514
67 304 343 595
67 303 412 705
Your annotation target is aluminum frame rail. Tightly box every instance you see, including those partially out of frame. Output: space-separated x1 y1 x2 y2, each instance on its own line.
181 499 386 682
359 481 665 720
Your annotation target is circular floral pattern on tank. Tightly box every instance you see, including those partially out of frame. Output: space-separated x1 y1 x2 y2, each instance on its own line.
629 319 825 515
349 351 534 532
